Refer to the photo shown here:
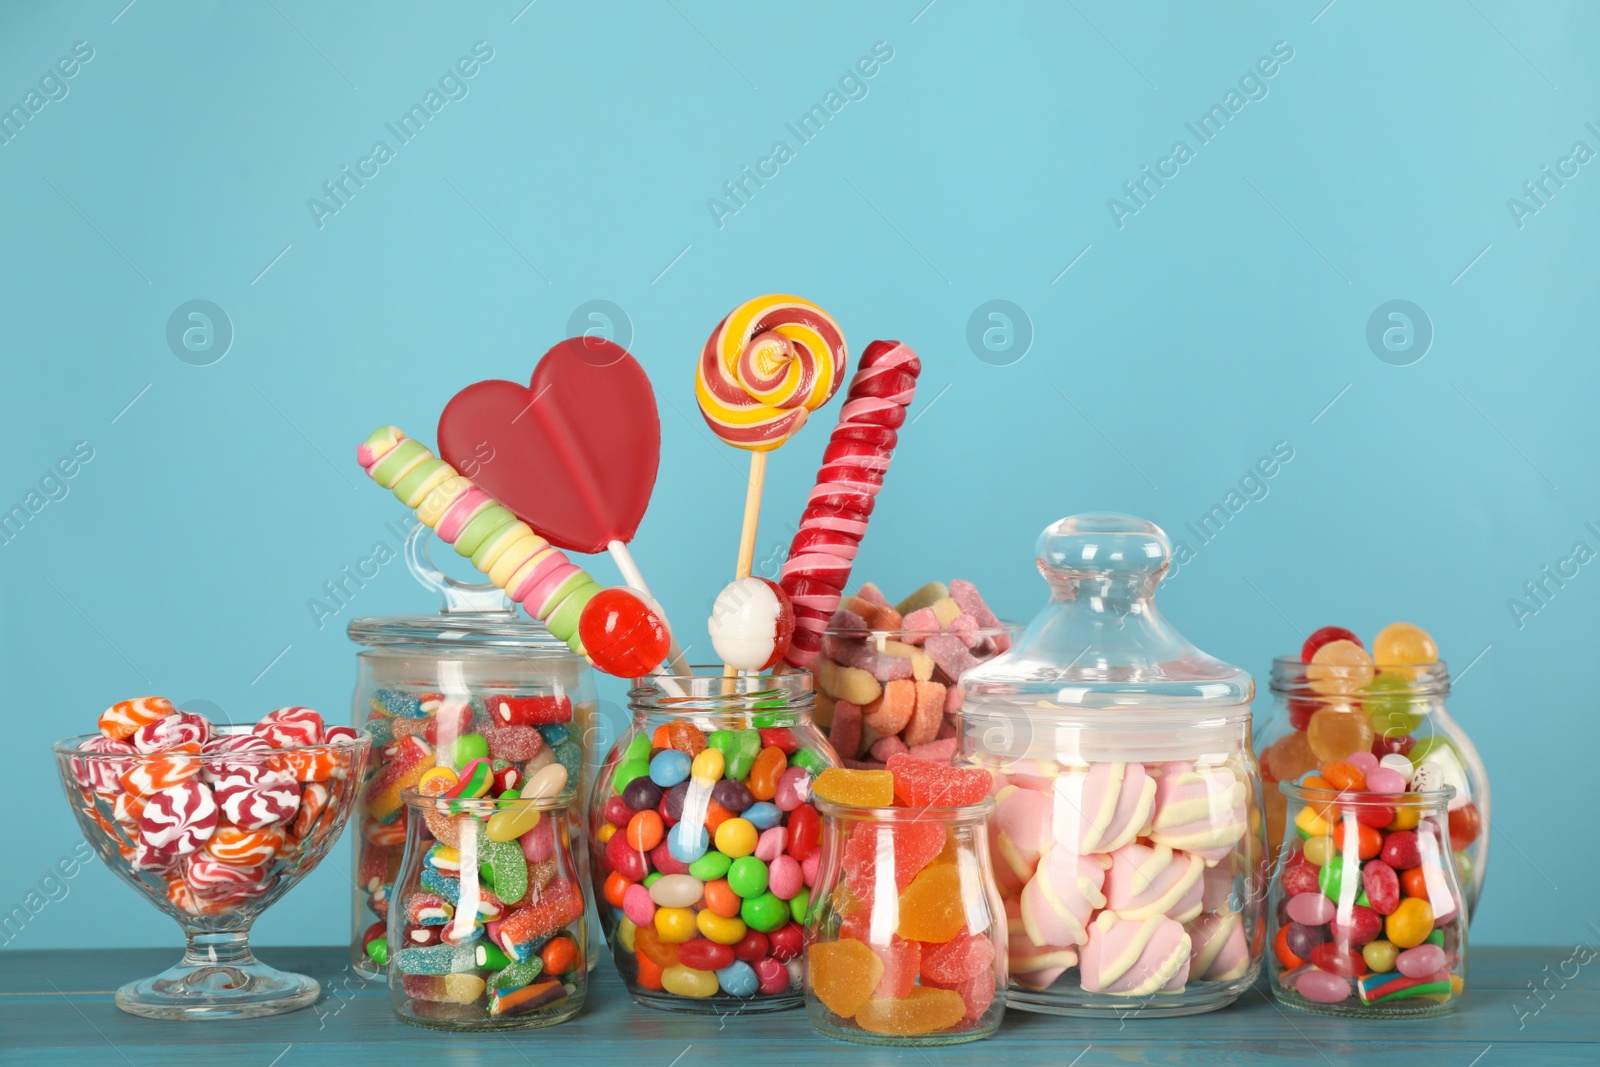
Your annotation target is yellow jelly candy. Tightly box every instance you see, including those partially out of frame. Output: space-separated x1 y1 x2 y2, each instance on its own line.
486 799 541 842
855 987 967 1036
654 906 699 943
1306 707 1373 762
662 964 719 998
617 917 637 953
1293 804 1331 839
1307 640 1375 696
812 768 895 807
696 909 747 945
691 748 725 785
1386 897 1434 949
808 938 883 1018
1373 622 1438 674
896 862 965 943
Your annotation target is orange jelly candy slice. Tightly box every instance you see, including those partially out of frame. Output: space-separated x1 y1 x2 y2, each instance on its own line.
895 861 966 943
855 986 967 1036
812 768 895 807
808 937 883 1018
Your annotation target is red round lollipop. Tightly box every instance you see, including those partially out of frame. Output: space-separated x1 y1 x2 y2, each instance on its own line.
1301 625 1361 663
579 587 672 678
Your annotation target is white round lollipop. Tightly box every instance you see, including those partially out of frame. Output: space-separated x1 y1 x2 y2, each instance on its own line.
708 577 796 671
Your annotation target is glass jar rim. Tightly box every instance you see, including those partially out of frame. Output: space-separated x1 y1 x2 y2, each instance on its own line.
1279 780 1455 808
823 620 1024 641
1269 656 1450 695
399 787 578 813
52 726 371 758
348 611 575 654
628 668 814 713
812 795 996 820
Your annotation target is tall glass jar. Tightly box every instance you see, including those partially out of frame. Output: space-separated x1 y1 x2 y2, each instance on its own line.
388 788 587 1030
348 525 600 976
1268 783 1467 1018
589 671 838 1012
805 795 1007 1044
1260 658 1488 920
958 514 1266 1018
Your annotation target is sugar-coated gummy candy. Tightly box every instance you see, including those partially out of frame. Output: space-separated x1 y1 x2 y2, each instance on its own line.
854 987 967 1036
812 768 895 807
396 943 479 976
886 753 992 808
808 937 883 1018
895 861 966 943
489 979 568 1017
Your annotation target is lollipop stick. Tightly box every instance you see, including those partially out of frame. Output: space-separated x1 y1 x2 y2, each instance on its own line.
723 451 769 680
606 539 691 676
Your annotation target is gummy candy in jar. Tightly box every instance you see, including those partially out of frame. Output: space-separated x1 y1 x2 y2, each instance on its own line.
589 670 838 1012
1258 622 1489 920
956 514 1266 1018
347 524 601 977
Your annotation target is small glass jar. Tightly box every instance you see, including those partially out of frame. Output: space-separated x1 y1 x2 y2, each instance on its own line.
1260 658 1489 920
348 525 600 976
589 670 837 1012
1269 782 1467 1018
959 514 1266 1018
804 796 1006 1045
388 788 587 1029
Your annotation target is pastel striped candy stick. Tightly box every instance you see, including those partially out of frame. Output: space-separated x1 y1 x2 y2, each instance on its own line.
357 427 604 657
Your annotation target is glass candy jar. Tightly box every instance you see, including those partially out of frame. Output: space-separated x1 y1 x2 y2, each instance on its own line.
805 794 1007 1044
958 514 1266 1018
589 671 837 1012
1260 658 1488 920
348 524 600 975
389 788 587 1029
1269 783 1467 1017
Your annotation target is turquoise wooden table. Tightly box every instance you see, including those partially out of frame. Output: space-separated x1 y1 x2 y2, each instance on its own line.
1 946 1592 1066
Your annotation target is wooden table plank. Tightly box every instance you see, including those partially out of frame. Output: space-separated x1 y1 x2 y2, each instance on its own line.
0 946 1594 1067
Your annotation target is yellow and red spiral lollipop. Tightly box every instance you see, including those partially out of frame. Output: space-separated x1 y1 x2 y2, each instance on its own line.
695 294 848 451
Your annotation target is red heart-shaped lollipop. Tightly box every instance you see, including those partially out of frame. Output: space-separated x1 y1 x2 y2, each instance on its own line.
437 337 661 555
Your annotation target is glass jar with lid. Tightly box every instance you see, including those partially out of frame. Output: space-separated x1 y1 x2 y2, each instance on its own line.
347 524 600 977
958 514 1266 1018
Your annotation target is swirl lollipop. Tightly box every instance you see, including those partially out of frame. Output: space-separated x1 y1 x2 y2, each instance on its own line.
696 296 847 657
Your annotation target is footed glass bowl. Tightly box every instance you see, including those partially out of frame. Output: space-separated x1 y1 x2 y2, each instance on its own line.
54 725 369 1019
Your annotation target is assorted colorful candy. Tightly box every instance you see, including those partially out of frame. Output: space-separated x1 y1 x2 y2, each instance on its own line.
68 697 361 918
389 760 586 1029
593 715 833 1005
1270 754 1467 1014
805 757 1005 1044
1260 622 1486 901
356 685 583 969
813 580 1009 768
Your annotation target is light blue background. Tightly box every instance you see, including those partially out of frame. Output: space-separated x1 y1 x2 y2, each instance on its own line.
2 1 1595 954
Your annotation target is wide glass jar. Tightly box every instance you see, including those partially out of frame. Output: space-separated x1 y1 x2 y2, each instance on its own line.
958 514 1266 1018
1260 657 1488 919
805 794 1006 1044
1269 782 1467 1017
589 671 837 1012
388 787 587 1029
348 525 599 976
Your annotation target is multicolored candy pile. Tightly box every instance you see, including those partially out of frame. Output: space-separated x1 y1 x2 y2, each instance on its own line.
595 720 832 1002
806 756 1004 1041
69 697 360 916
813 580 1009 767
1273 753 1466 1011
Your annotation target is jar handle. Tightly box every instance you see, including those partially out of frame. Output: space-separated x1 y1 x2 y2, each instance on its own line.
404 522 514 615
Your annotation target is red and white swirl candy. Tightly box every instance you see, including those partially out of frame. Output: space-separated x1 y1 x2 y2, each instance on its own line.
131 711 213 754
253 706 324 748
215 777 300 830
139 780 218 855
202 734 290 786
779 340 921 666
73 736 136 793
185 856 271 895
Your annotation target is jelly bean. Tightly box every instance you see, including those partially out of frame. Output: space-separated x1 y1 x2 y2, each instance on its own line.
1302 835 1335 868
1380 830 1421 870
709 729 762 781
754 956 789 994
644 872 662 888
602 795 632 828
753 826 787 862
650 874 705 909
1334 822 1382 860
788 887 810 923
767 921 804 961
678 939 736 971
704 879 742 918
785 804 821 861
691 748 725 785
1362 939 1398 973
606 830 649 882
1296 968 1351 1003
727 856 769 898
628 810 665 852
1353 802 1395 828
660 782 689 824
1316 859 1349 901
732 930 769 962
654 906 699 943
623 883 656 927
1362 859 1401 914
596 823 618 846
717 960 760 997
1321 761 1365 792
689 851 733 881
743 802 782 830
661 964 719 998
1396 943 1446 978
650 750 692 788
1399 866 1430 900
486 797 542 842
747 747 787 801
697 909 747 945
801 850 820 888
1286 893 1335 926
1306 707 1374 762
1329 903 1383 946
541 936 579 975
1386 897 1434 948
711 779 754 813
715 818 759 858
1347 751 1379 775
1365 767 1406 794
774 767 811 812
1309 942 1365 978
635 923 679 967
612 759 651 794
702 799 735 834
768 855 803 901
635 950 666 990
666 721 706 758
1273 926 1304 969
1378 753 1414 782
1294 805 1331 840
1386 805 1421 832
791 749 828 776
623 776 664 812
667 821 709 863
1282 855 1321 897
740 891 789 933
1448 802 1483 850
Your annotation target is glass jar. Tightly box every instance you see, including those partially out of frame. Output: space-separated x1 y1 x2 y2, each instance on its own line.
958 514 1266 1018
388 788 587 1029
589 670 837 1012
1269 782 1467 1017
348 524 600 976
1260 658 1488 921
804 796 1006 1044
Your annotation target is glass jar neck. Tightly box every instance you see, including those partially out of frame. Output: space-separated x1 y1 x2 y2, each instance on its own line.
1042 568 1160 607
627 671 815 728
1269 657 1451 698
